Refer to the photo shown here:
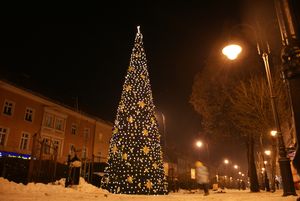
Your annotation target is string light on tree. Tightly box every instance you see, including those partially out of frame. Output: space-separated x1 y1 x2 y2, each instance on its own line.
102 26 167 195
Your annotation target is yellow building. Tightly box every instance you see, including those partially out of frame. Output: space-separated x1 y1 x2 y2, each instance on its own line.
0 80 112 164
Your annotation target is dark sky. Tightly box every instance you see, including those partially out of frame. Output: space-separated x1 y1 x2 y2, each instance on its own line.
2 0 296 171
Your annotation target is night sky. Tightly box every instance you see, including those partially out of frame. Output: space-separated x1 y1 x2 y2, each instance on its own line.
2 0 297 171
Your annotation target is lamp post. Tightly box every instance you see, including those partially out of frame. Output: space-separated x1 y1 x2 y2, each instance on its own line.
275 0 300 183
223 159 229 187
222 25 296 196
270 130 277 192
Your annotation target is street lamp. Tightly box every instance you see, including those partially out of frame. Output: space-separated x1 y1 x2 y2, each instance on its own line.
264 150 271 156
196 140 203 148
224 159 229 164
222 44 242 60
195 140 210 164
222 25 296 195
270 130 277 137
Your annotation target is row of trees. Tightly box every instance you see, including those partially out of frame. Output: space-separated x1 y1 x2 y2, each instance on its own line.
190 55 294 192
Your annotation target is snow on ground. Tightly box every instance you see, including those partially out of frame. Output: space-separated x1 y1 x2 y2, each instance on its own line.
0 177 299 201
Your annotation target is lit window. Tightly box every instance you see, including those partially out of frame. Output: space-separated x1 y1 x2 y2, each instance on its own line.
0 127 8 146
44 113 54 128
71 124 77 135
3 100 14 116
24 107 34 122
20 132 30 150
55 118 64 131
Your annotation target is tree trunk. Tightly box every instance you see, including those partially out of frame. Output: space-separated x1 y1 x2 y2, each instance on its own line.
248 134 260 192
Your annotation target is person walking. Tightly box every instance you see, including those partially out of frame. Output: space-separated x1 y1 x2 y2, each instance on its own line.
195 161 209 196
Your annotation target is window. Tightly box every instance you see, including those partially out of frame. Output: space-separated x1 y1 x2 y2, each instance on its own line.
82 146 88 159
44 113 54 128
0 127 8 146
24 107 34 122
20 132 30 150
55 118 64 131
71 124 77 135
43 138 51 154
84 128 90 139
3 100 14 116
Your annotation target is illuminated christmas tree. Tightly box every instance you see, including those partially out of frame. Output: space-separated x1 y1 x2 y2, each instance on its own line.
103 26 168 195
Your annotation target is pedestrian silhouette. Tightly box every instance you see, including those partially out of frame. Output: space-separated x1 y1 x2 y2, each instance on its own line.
195 161 209 196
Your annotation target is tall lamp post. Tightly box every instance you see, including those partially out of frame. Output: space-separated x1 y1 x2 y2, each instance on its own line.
222 25 296 196
275 0 300 182
270 130 278 192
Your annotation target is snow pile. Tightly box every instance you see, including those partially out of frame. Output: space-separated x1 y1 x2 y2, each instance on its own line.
69 177 109 194
0 177 108 195
0 177 299 201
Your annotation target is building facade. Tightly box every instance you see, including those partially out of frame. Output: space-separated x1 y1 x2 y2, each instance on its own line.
0 80 112 163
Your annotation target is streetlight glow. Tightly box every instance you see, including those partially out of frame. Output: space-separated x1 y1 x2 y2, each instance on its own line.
234 165 238 169
224 159 229 164
196 140 203 148
222 44 242 60
270 130 277 137
264 150 271 156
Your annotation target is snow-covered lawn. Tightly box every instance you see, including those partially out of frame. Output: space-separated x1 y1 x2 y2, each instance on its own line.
0 177 299 201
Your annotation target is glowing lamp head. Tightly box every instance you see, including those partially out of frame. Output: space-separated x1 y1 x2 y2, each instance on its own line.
264 150 271 156
270 130 277 137
196 141 203 148
224 159 229 164
222 44 242 60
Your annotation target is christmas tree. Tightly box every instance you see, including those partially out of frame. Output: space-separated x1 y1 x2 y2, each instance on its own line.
103 26 168 195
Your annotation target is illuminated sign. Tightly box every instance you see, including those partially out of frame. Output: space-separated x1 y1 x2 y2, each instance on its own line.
0 151 31 159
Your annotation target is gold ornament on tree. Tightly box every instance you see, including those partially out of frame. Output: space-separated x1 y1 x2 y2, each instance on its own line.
112 145 118 154
145 180 153 189
125 85 132 92
113 127 118 135
142 129 148 136
142 146 150 154
137 101 146 108
128 66 135 72
127 176 133 183
127 116 134 123
122 153 128 160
